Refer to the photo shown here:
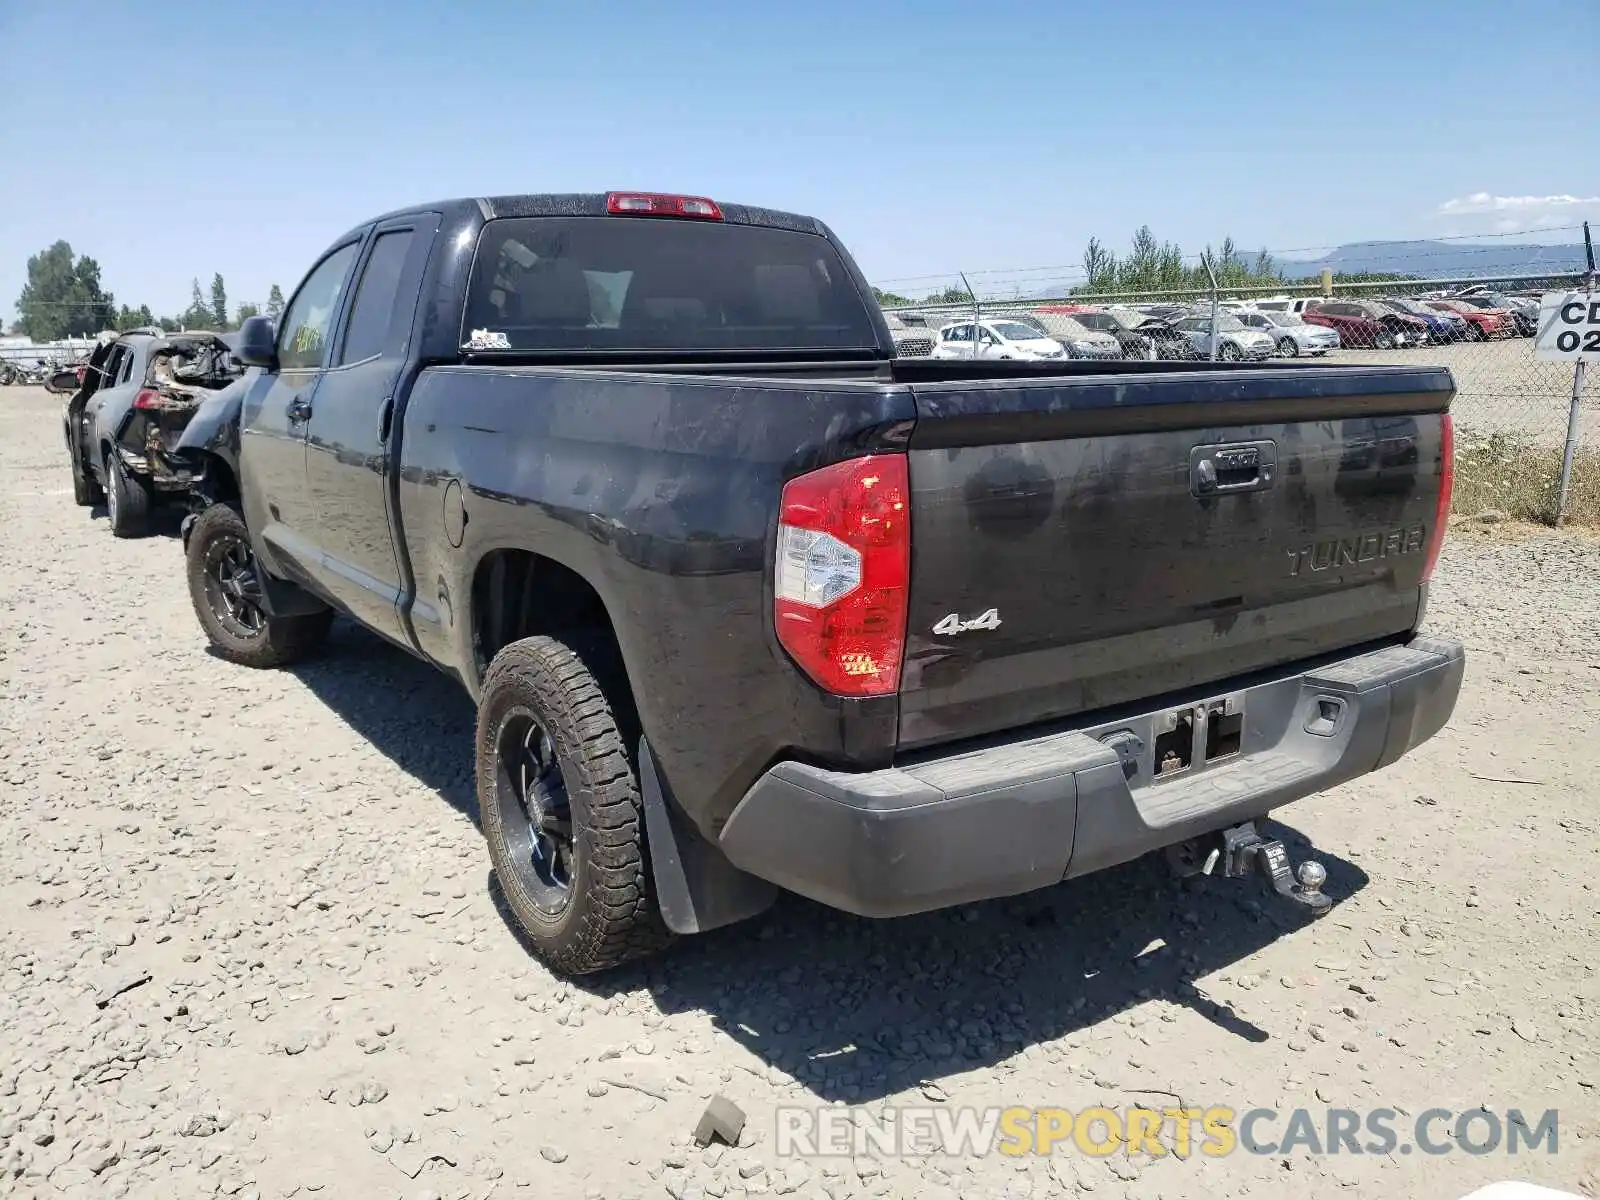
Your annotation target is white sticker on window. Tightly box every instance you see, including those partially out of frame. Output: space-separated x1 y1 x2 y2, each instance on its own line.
466 328 511 350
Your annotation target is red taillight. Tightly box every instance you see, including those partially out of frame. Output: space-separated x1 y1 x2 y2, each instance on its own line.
1422 412 1453 583
606 192 723 221
133 389 162 410
774 455 910 697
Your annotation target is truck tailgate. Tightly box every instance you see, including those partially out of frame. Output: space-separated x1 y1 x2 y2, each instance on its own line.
898 365 1453 750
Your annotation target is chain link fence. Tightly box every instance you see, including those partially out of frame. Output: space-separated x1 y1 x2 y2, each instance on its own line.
879 233 1598 524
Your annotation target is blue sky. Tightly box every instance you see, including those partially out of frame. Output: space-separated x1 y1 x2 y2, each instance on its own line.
0 0 1592 325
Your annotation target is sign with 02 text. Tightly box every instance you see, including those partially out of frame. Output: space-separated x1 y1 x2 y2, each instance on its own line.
1535 291 1600 362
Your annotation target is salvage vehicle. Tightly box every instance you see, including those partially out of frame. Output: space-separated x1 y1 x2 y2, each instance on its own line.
178 190 1464 975
1379 298 1471 343
1170 312 1277 361
1235 308 1341 357
63 328 244 536
883 312 934 358
1302 300 1431 349
1449 291 1537 336
1425 298 1514 340
1047 306 1198 360
1018 312 1124 360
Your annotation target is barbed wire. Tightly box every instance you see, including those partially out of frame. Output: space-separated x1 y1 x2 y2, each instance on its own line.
870 226 1588 292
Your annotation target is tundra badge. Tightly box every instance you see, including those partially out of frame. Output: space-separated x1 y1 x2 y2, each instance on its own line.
933 608 1002 636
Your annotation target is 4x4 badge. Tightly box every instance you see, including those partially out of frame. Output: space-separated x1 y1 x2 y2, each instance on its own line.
932 608 1002 636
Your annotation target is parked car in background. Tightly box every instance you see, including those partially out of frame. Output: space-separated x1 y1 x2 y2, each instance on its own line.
1374 299 1464 344
1451 292 1537 336
1253 297 1330 316
1383 298 1472 342
1051 307 1198 360
1303 300 1429 349
1171 313 1276 361
1235 309 1340 357
932 319 1066 360
1425 299 1513 341
1023 312 1124 359
884 312 934 358
63 329 245 536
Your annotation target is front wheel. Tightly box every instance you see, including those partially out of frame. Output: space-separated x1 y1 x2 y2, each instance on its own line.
1277 338 1299 358
185 503 333 668
477 636 671 975
1219 343 1242 362
1375 330 1396 350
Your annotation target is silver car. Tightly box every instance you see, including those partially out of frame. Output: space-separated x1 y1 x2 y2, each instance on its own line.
1236 309 1340 357
1020 313 1123 360
1171 313 1277 361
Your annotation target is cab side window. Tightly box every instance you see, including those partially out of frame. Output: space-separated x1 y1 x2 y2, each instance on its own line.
278 243 360 371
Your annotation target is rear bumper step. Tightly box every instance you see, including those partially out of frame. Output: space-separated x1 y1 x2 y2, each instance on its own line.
718 636 1464 918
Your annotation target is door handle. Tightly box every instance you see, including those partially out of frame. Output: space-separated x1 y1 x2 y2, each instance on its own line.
286 396 312 423
377 396 393 441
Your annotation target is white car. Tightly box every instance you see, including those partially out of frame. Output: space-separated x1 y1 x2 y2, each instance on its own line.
932 319 1066 361
1254 296 1328 315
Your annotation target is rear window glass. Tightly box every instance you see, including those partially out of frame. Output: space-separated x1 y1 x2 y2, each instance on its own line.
462 217 877 352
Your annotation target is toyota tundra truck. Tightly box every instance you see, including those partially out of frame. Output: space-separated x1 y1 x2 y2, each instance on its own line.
174 191 1464 975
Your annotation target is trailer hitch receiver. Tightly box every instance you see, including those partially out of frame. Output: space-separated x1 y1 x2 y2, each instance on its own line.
1214 821 1331 915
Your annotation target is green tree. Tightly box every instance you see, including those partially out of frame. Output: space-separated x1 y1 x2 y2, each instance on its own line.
210 274 229 330
235 301 261 324
265 284 285 320
1082 237 1116 290
15 241 116 340
157 316 182 333
114 303 156 331
871 287 912 307
924 285 974 304
181 278 212 329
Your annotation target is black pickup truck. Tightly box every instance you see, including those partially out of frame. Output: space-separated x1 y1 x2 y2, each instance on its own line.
175 191 1464 975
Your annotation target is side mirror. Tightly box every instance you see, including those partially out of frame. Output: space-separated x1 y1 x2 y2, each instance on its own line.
236 315 278 368
47 368 80 393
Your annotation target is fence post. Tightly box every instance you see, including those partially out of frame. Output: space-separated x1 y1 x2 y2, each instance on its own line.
1320 268 1333 298
1203 253 1220 362
1555 221 1596 526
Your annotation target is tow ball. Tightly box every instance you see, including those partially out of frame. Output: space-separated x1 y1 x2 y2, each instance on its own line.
1169 821 1331 915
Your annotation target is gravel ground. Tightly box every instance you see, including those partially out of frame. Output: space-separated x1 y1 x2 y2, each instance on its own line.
1 385 1597 1200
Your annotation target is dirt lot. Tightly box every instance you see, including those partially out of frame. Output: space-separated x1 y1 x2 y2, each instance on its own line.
2 384 1597 1200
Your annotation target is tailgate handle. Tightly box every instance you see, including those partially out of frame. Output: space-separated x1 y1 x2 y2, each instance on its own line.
1191 441 1276 496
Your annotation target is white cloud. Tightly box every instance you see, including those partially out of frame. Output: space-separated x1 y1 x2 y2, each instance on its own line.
1438 192 1600 215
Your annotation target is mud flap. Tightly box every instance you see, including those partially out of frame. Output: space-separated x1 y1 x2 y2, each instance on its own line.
640 738 777 935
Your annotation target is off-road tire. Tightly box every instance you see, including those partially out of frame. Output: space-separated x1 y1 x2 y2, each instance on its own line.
477 635 671 975
105 450 150 537
185 503 333 668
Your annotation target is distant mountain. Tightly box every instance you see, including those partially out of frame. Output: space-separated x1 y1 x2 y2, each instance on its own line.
1276 239 1589 280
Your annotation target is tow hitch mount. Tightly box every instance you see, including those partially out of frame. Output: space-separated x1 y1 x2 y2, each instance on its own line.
1172 821 1331 915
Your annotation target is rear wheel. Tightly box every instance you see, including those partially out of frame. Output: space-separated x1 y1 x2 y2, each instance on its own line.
477 635 671 975
186 503 333 668
104 451 150 537
69 438 102 507
1277 337 1299 358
